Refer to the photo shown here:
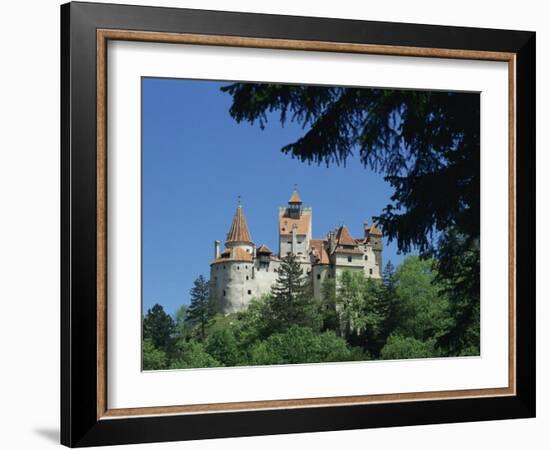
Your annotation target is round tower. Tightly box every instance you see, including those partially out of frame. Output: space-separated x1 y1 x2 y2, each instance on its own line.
210 204 256 313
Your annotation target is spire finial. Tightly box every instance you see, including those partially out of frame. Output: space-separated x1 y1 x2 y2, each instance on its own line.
288 186 302 205
237 195 241 207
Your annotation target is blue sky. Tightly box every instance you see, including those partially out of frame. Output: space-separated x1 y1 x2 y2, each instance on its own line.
142 78 409 316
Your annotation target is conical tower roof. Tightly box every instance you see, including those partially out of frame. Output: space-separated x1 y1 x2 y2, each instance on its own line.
288 189 302 204
336 225 356 246
226 206 253 244
369 223 383 236
256 244 272 254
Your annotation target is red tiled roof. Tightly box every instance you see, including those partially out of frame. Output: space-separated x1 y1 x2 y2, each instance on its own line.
288 190 302 204
336 225 356 246
369 223 382 236
256 244 272 254
310 239 330 264
334 246 364 255
211 246 254 265
226 206 253 243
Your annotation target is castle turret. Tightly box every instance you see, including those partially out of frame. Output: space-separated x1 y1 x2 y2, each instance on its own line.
368 222 383 269
279 188 312 261
225 204 254 255
210 204 256 314
288 189 302 218
208 192 383 315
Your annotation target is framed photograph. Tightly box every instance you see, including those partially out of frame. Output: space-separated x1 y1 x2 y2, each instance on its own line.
61 2 535 447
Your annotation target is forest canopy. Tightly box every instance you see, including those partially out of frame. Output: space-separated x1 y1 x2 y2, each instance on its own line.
143 255 479 370
142 84 481 369
220 84 480 354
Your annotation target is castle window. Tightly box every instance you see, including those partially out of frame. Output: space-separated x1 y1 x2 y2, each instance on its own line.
223 290 226 296
298 241 302 244
317 274 321 280
248 290 252 295
246 276 249 280
237 266 240 270
365 255 368 260
348 256 352 263
369 269 373 275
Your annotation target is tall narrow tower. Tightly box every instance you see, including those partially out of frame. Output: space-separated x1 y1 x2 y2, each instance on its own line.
278 189 312 261
367 222 383 269
210 203 255 314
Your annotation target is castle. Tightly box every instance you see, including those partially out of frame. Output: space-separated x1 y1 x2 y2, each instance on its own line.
210 190 383 314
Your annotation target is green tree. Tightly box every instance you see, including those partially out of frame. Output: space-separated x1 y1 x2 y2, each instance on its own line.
222 84 480 354
143 303 175 354
360 277 388 355
320 277 339 331
393 256 452 343
267 254 320 332
434 230 480 356
373 261 401 356
186 275 214 340
232 295 271 345
142 338 167 370
249 326 365 365
336 270 388 354
382 261 397 295
174 304 193 340
336 270 367 338
205 318 242 366
380 334 439 360
170 340 221 369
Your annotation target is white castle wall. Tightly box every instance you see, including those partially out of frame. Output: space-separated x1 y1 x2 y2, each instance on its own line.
211 202 382 314
312 264 331 299
210 259 281 314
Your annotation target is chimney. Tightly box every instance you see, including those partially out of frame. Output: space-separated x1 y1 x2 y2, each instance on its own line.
328 230 336 254
291 224 298 255
214 240 220 259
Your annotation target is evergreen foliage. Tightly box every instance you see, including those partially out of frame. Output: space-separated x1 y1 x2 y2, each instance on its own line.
142 256 480 370
143 303 175 355
220 83 480 356
249 326 365 365
185 275 215 340
142 338 167 370
266 253 321 332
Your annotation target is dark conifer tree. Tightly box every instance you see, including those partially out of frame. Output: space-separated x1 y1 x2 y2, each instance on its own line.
186 275 214 340
221 84 480 355
143 303 176 354
378 261 400 354
268 253 319 332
